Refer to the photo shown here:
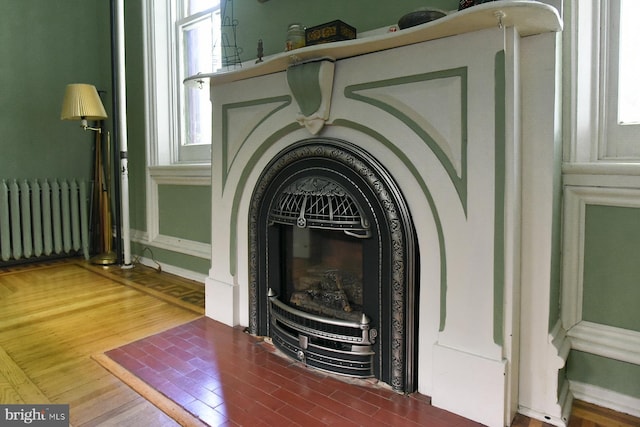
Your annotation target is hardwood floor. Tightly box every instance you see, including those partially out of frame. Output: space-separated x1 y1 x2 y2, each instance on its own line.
1 259 638 426
0 259 201 426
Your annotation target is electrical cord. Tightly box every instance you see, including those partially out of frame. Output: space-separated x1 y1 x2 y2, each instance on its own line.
131 246 162 273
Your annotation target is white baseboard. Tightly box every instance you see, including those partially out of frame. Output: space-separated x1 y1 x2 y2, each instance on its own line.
136 256 207 284
518 406 568 427
432 344 506 427
150 234 210 260
517 380 572 427
128 228 209 283
570 380 640 419
130 228 211 260
205 277 239 326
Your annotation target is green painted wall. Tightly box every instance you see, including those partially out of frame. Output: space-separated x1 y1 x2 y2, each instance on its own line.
0 0 112 181
566 204 640 399
158 184 211 243
229 0 458 60
568 351 640 399
583 205 640 332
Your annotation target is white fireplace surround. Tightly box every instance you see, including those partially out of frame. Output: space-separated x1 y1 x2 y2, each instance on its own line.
198 3 565 426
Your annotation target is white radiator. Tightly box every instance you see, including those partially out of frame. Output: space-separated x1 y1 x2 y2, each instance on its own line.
0 179 90 263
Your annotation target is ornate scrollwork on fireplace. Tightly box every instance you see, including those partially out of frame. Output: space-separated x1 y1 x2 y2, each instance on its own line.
269 176 372 238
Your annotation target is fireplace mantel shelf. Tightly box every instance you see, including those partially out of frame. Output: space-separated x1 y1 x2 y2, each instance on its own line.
185 0 561 87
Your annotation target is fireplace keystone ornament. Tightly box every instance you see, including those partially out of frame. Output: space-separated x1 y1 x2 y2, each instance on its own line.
286 58 335 135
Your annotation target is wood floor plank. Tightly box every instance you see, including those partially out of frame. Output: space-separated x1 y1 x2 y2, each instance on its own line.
77 395 181 427
0 378 23 404
93 353 205 426
0 283 15 298
0 345 49 403
0 260 202 426
69 379 150 424
35 360 111 400
571 400 640 427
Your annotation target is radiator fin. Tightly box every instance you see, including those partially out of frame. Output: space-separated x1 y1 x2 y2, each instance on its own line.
0 178 90 263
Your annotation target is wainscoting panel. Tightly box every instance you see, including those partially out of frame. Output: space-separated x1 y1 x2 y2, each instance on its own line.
562 185 640 409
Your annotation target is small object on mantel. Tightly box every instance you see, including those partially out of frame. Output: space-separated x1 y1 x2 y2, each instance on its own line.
286 23 306 51
305 20 356 46
458 0 475 9
256 39 264 63
397 8 447 29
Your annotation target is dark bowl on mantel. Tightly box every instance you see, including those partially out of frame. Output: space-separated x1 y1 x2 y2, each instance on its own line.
397 8 447 29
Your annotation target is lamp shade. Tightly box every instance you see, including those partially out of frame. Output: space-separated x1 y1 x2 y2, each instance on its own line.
60 83 107 121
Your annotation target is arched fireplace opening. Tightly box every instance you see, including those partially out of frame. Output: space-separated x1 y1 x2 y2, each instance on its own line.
248 138 419 393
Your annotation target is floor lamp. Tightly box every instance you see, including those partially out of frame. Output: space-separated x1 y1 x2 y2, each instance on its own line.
61 83 117 265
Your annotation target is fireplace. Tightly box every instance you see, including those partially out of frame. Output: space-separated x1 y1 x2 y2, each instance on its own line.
248 139 418 392
202 4 564 425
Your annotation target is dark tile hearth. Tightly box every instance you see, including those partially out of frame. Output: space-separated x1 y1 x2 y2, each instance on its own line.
105 317 483 426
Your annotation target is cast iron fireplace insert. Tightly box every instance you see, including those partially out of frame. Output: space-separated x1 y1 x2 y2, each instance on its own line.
248 138 419 393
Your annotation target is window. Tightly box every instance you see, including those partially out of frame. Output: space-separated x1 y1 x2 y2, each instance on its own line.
569 0 640 162
600 0 640 158
144 0 220 165
616 1 640 125
177 0 221 162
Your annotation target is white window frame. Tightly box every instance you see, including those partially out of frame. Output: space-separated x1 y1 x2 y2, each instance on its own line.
566 0 640 163
143 0 217 166
176 6 219 162
599 0 640 159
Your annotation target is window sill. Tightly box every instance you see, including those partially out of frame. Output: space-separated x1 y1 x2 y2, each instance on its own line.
149 164 212 179
563 162 640 188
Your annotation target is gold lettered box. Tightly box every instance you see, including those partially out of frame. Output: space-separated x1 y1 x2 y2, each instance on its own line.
305 20 356 46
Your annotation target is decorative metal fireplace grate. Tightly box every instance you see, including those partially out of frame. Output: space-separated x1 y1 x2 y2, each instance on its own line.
269 177 372 238
268 289 377 377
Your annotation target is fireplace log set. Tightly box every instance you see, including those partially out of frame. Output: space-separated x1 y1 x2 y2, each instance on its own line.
289 266 363 322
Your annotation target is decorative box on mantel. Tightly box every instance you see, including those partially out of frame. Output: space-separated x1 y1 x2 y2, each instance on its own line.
190 2 567 427
305 20 356 46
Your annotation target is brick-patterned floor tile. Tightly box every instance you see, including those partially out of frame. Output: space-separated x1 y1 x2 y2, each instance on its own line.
106 317 482 426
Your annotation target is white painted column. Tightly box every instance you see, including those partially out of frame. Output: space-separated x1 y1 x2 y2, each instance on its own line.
517 32 572 427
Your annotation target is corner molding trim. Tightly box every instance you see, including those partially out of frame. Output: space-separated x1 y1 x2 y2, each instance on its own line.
568 321 640 366
562 185 640 329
